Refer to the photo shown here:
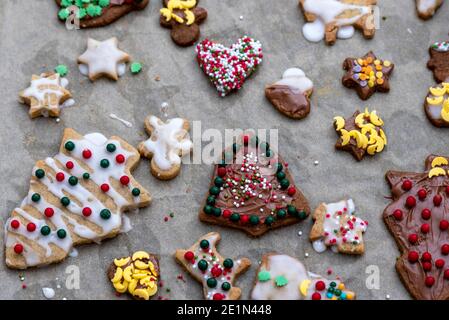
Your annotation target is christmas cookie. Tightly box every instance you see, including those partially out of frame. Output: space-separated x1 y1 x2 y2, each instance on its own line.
137 115 193 180
19 72 74 119
160 0 208 47
174 232 251 300
78 37 130 81
416 0 444 19
198 135 310 237
107 251 159 300
195 36 263 97
299 0 377 45
4 128 151 269
251 253 355 300
342 51 394 100
334 108 387 161
265 68 314 120
428 41 449 83
424 82 449 127
384 155 449 300
310 199 367 255
56 0 149 29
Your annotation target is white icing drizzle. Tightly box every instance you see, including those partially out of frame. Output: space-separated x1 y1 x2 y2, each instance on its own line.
302 0 372 42
5 132 141 267
109 113 133 128
142 116 193 171
275 68 313 94
312 199 367 252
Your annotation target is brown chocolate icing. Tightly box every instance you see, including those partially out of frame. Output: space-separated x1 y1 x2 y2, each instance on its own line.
428 47 449 83
199 140 310 237
55 0 149 29
265 85 312 120
342 51 394 101
383 155 449 300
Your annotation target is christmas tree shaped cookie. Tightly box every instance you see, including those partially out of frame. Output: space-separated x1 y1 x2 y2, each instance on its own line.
199 135 310 237
384 155 449 299
175 232 251 300
4 128 151 269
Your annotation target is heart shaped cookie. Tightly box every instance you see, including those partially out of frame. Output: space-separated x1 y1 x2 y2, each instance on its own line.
195 36 263 97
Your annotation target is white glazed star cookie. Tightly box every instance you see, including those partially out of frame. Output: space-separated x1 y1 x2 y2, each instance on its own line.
77 37 130 81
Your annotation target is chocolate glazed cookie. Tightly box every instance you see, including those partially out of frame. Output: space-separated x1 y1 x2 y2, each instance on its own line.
428 41 449 83
383 155 449 300
160 0 207 47
265 68 314 120
56 0 149 29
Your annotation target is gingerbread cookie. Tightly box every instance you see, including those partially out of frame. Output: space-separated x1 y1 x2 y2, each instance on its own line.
160 0 208 47
424 82 449 127
384 155 449 300
310 199 367 255
299 0 377 45
416 0 444 19
199 135 310 237
138 115 193 180
251 253 355 300
19 72 74 119
342 51 394 100
4 128 151 269
174 232 251 300
108 251 159 300
334 108 387 161
428 41 449 83
56 0 149 29
195 36 263 97
265 68 314 120
78 37 131 81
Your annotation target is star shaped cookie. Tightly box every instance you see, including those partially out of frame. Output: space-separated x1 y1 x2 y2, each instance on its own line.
77 37 130 81
342 51 394 100
19 72 72 119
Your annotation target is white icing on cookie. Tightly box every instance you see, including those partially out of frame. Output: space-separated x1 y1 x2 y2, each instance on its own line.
312 199 367 252
275 68 313 94
77 37 130 81
417 0 439 13
142 116 193 171
302 0 372 42
5 132 143 267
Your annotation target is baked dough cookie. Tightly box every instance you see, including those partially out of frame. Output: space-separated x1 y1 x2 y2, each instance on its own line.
416 0 444 20
424 82 449 127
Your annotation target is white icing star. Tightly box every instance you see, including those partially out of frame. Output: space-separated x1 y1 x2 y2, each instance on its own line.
77 37 130 81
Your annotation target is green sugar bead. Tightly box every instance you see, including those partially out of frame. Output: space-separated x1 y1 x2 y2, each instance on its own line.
65 141 75 151
200 239 209 249
209 186 220 196
132 188 141 197
61 197 70 207
197 259 208 271
98 0 110 7
223 258 234 269
68 176 78 186
265 216 275 226
61 0 73 7
83 172 90 180
212 207 222 217
130 62 142 74
221 282 231 291
287 205 297 216
276 163 283 173
58 8 70 20
207 278 217 288
106 143 116 153
35 169 45 179
277 209 287 219
100 159 110 168
31 193 41 202
249 215 260 225
206 196 215 206
214 177 224 187
203 205 213 215
40 226 51 236
100 209 111 220
230 213 240 222
265 149 273 158
55 64 68 77
280 179 290 189
57 229 67 239
297 210 307 220
276 171 286 181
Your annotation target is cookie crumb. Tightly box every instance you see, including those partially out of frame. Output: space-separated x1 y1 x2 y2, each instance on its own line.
304 252 309 258
314 160 319 166
297 231 303 236
56 118 61 123
155 75 161 81
386 294 391 299
239 15 244 20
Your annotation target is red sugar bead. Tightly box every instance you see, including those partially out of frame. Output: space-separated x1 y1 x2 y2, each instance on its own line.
26 223 36 232
422 261 432 271
217 167 227 177
406 196 416 207
120 176 130 185
56 172 65 182
10 220 20 229
408 251 419 263
436 259 445 269
82 149 92 159
421 209 431 220
442 244 449 255
393 209 403 220
44 207 54 217
421 224 430 233
101 184 110 192
243 135 250 145
240 214 249 224
312 292 321 300
417 189 427 200
14 244 24 254
422 252 432 261
66 161 74 169
82 207 92 217
213 293 224 300
116 154 125 164
287 186 296 196
402 180 412 191
211 266 223 277
223 209 232 219
444 269 449 280
184 251 194 261
315 280 326 291
408 234 418 244
440 220 449 231
434 195 443 206
425 276 435 287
